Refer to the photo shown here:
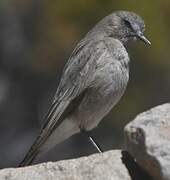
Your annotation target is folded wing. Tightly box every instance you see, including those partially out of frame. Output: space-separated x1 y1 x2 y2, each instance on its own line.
19 37 104 167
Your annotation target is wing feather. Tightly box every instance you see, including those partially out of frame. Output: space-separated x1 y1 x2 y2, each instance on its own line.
19 38 104 166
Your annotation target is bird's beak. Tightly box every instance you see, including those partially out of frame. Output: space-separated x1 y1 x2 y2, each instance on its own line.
136 31 151 45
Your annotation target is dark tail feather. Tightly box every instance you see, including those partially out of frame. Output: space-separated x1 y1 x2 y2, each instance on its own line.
18 102 59 167
18 147 39 167
18 90 84 167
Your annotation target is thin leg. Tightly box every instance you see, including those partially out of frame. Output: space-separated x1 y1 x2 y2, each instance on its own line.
81 129 103 153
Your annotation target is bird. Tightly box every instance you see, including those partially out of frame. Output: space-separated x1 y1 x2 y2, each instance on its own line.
19 10 150 167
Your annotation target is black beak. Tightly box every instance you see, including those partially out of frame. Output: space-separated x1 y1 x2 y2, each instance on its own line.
136 32 151 45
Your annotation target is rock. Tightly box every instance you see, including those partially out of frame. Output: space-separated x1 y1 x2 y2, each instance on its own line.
0 150 131 180
1 103 170 180
124 103 170 180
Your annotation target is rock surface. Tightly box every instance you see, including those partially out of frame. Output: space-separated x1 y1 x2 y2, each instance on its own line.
0 103 170 180
125 103 170 180
0 150 131 180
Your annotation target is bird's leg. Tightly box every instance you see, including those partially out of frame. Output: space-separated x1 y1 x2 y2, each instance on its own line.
81 129 103 153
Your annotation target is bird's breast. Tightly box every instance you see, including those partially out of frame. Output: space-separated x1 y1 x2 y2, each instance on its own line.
76 55 129 130
91 50 129 99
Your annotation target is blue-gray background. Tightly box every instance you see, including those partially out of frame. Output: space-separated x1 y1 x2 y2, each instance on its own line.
0 0 170 168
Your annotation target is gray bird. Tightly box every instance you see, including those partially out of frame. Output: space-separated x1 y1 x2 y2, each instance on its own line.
19 10 150 167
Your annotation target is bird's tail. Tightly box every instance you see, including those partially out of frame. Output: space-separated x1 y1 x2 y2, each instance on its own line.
18 99 72 167
18 90 85 167
18 116 80 167
18 140 40 167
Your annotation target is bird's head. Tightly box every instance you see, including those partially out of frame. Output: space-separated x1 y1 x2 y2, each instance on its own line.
98 10 151 45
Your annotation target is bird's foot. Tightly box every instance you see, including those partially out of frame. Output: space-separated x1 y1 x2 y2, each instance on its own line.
81 129 103 153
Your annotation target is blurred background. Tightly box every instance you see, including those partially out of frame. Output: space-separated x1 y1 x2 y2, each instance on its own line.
0 0 170 168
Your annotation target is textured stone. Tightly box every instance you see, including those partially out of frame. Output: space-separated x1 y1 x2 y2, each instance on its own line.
125 103 170 180
0 150 131 180
1 103 170 180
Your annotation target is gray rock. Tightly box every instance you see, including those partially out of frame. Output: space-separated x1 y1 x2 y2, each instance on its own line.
1 103 170 180
0 150 131 180
125 103 170 180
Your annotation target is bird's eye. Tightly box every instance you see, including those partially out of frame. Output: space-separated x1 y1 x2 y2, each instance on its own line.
123 19 132 29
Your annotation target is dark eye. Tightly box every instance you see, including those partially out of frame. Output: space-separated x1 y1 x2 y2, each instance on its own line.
123 19 132 29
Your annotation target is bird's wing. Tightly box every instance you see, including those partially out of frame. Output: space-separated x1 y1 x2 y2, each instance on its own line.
19 37 104 166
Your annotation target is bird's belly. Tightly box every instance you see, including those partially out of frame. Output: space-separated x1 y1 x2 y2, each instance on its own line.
92 58 129 101
75 62 129 130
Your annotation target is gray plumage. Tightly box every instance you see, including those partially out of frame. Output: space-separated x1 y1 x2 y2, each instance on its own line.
19 10 150 166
